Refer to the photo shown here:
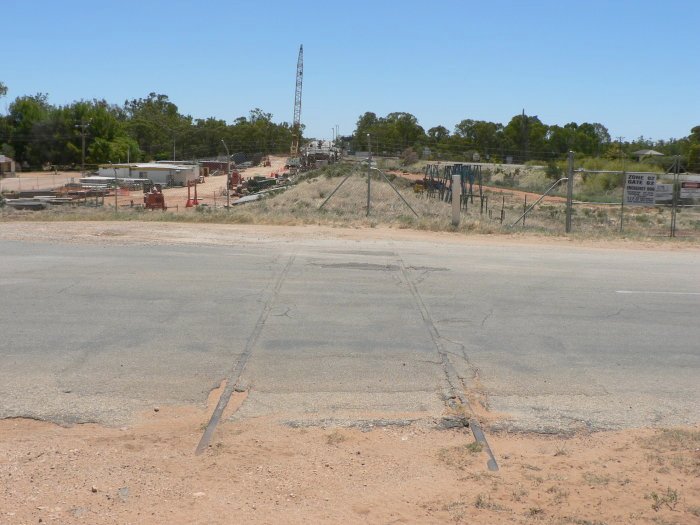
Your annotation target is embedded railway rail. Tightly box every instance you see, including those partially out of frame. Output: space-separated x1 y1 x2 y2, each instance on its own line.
194 251 497 470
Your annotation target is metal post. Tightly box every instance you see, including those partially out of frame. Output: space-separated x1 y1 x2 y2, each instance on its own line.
523 195 527 227
319 170 354 210
373 168 419 217
366 133 371 217
670 155 680 237
112 163 118 212
565 151 574 233
82 131 86 176
618 137 625 234
221 139 230 209
452 174 461 226
620 175 626 234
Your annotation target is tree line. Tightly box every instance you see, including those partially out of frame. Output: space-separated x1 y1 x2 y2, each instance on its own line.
1 80 698 172
0 87 295 169
349 111 700 171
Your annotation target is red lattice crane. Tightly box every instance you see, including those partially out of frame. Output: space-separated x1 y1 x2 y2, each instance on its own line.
290 45 303 157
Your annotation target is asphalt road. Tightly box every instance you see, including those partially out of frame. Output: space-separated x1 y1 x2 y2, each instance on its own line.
1 236 698 432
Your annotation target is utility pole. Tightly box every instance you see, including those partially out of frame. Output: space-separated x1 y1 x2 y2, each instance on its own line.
221 139 230 209
521 109 529 163
75 120 91 175
367 133 371 216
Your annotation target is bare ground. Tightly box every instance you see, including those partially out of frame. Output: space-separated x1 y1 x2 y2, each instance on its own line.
0 220 697 253
1 393 698 525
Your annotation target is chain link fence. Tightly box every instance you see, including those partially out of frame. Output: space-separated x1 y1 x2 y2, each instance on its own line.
416 156 700 238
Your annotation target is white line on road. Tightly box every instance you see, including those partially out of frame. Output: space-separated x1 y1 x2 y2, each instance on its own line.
616 290 700 296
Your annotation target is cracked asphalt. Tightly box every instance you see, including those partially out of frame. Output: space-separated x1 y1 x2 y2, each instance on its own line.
1 235 698 432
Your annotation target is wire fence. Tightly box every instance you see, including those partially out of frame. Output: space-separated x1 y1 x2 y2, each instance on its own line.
414 156 700 239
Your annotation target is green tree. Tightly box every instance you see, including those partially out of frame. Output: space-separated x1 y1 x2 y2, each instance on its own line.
427 125 449 143
454 119 503 156
687 126 700 172
7 93 51 166
384 112 425 150
125 93 189 160
503 113 548 162
352 111 425 154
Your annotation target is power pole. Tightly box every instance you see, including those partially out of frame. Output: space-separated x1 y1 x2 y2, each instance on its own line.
75 121 91 175
521 109 528 163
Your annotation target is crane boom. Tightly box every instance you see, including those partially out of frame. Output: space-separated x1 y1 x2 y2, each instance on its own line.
291 45 303 156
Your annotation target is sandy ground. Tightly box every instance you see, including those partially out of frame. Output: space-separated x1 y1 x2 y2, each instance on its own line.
112 157 289 211
0 220 697 253
1 222 699 524
0 158 288 209
1 391 698 525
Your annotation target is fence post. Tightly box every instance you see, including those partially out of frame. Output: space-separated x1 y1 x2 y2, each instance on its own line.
670 155 680 237
366 133 371 216
452 174 461 226
565 151 574 233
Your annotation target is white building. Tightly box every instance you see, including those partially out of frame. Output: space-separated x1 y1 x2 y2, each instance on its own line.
97 163 199 186
0 155 16 177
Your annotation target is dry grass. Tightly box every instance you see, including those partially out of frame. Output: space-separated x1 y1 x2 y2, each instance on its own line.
325 430 347 446
0 167 498 235
639 428 700 476
2 164 699 241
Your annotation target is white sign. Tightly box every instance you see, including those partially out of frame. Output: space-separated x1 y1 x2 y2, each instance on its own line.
655 183 673 203
624 173 656 206
680 181 700 199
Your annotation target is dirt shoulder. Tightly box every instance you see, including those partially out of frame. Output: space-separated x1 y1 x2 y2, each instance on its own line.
1 400 698 525
0 220 697 253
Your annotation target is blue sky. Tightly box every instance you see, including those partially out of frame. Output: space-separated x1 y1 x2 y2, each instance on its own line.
3 0 698 141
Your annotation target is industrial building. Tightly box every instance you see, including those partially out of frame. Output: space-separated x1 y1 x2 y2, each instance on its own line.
97 162 199 186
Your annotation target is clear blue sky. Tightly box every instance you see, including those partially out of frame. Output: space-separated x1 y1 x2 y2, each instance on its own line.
3 0 698 141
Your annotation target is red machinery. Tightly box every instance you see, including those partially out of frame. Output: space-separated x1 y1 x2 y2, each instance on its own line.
144 185 166 210
228 169 242 190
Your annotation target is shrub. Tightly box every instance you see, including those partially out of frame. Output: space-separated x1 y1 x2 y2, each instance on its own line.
400 147 419 166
